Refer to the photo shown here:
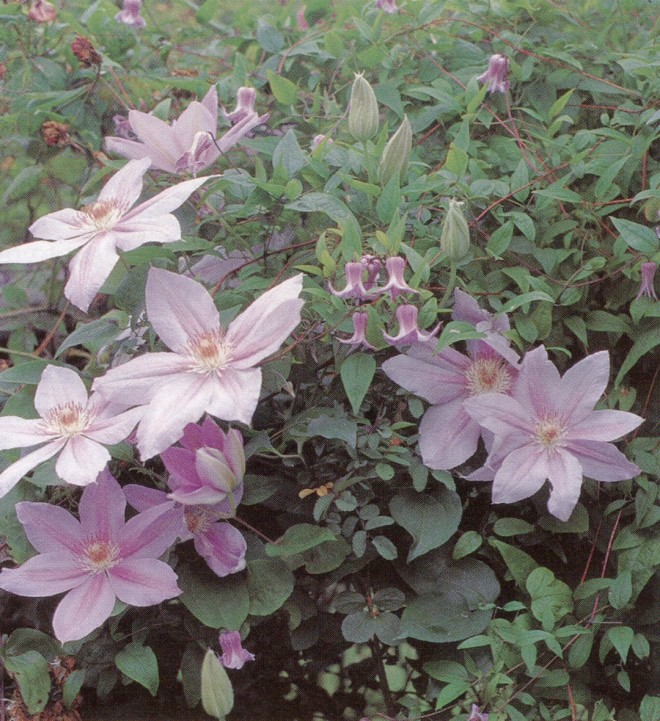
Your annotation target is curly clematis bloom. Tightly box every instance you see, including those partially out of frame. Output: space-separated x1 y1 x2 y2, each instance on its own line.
464 347 643 521
105 87 264 175
636 261 658 301
337 311 376 350
0 471 181 643
0 158 213 312
467 705 489 721
0 366 141 499
383 304 440 346
93 268 304 460
329 261 371 300
477 54 510 94
377 256 419 299
382 291 519 470
219 631 255 669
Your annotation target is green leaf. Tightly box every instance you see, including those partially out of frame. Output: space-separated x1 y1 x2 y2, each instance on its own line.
534 183 582 203
389 488 462 562
307 413 358 447
526 567 573 631
115 643 159 697
266 69 297 105
614 329 660 387
640 695 660 721
247 559 295 615
611 217 659 254
372 535 398 560
257 20 284 53
487 221 513 258
452 531 482 560
490 539 539 591
568 630 593 668
285 192 357 225
178 564 249 630
498 291 554 314
272 129 305 179
607 626 634 664
266 524 337 557
340 352 376 415
608 569 633 609
493 518 535 537
63 669 85 709
4 628 61 661
55 317 120 358
3 651 51 714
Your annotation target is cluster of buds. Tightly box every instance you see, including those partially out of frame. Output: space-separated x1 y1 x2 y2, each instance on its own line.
28 0 57 23
477 54 510 94
41 120 70 147
71 36 102 67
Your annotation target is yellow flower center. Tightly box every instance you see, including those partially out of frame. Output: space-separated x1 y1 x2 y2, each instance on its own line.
79 539 120 573
534 418 566 449
81 199 125 231
465 357 513 396
187 330 234 373
43 402 93 437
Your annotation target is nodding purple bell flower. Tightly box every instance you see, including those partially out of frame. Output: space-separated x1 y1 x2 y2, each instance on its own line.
383 304 440 346
115 0 146 28
329 261 371 300
377 256 419 299
467 704 489 721
375 0 398 13
636 261 658 301
361 254 382 291
218 631 255 670
477 54 509 94
337 311 376 349
296 5 308 29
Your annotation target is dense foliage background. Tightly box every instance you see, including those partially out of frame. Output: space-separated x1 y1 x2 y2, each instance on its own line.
0 0 658 720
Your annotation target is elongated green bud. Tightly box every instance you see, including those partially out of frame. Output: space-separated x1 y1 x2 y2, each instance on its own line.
201 649 234 719
377 115 412 187
348 73 379 142
440 199 470 260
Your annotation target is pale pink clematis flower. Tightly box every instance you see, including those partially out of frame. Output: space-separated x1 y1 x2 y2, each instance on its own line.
636 261 657 300
375 0 398 13
93 268 304 460
0 366 142 499
468 705 489 721
464 347 643 521
296 5 308 30
377 256 419 299
383 304 439 346
0 158 213 312
115 0 146 28
477 54 510 94
219 631 255 669
0 470 181 643
105 87 264 175
337 311 376 350
329 262 371 300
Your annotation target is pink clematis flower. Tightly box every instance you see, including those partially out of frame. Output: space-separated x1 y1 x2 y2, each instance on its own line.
28 0 56 22
383 304 440 346
105 87 264 175
464 347 643 521
93 268 304 460
0 366 141 499
636 261 658 300
382 291 519 470
375 0 398 13
0 470 181 643
0 158 213 312
329 262 371 300
219 630 255 669
337 311 376 350
468 705 489 721
115 0 146 28
377 256 419 299
477 54 510 94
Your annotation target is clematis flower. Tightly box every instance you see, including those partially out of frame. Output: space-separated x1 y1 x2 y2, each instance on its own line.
296 5 308 30
28 0 56 23
0 471 181 643
377 256 418 299
382 293 519 470
93 268 304 460
463 348 643 521
337 311 376 350
375 0 398 13
329 261 371 300
468 705 489 721
219 631 255 669
0 366 141 499
477 54 510 94
105 87 264 175
115 0 146 28
124 475 246 578
636 261 658 300
161 418 245 506
0 158 213 312
383 304 439 346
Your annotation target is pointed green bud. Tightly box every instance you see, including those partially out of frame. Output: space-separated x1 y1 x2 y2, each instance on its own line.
201 649 234 719
377 115 412 187
440 199 470 260
348 73 379 142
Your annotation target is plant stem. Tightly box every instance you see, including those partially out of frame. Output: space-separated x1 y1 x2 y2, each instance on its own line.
370 637 395 717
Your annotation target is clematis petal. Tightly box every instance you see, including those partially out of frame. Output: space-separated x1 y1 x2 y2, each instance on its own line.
418 401 482 470
53 575 116 643
162 447 198 485
0 237 90 264
108 557 181 605
79 469 126 542
514 346 562 418
172 101 216 155
29 208 90 241
145 267 220 354
0 417 50 449
0 553 86 597
564 440 640 482
55 436 110 486
193 523 247 577
0 440 64 500
226 274 304 367
121 502 181 558
568 409 643 442
114 214 182 251
136 374 215 460
34 365 89 417
97 157 151 208
200 86 218 125
492 445 549 505
555 351 611 425
16 501 82 554
104 136 160 165
122 175 214 221
546 448 584 522
463 393 533 437
126 110 179 173
64 231 119 312
124 484 171 512
206 368 262 426
85 406 142 445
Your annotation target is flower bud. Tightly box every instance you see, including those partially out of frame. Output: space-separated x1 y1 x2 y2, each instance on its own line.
377 115 412 187
440 199 470 260
201 649 234 719
348 74 379 142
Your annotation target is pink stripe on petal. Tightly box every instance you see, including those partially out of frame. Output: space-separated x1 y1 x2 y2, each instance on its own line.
55 436 110 486
463 393 533 437
114 215 181 251
564 440 640 482
79 470 127 542
514 346 562 417
161 447 198 484
0 553 86 597
206 367 261 426
555 351 610 425
104 136 159 165
108 558 181 606
194 523 246 577
419 401 481 470
29 208 89 241
382 350 468 405
85 405 142 445
492 445 549 505
53 574 116 643
123 175 214 221
97 157 151 208
64 232 119 312
0 417 50 449
546 449 584 522
127 111 178 173
172 101 216 154
124 483 171 512
16 502 82 554
121 503 180 558
34 366 89 417
567 409 643 442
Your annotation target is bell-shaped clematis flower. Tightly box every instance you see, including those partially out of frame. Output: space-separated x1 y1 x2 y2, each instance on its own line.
0 158 214 312
223 87 269 127
124 478 246 579
0 470 181 643
93 268 304 460
383 304 440 346
219 631 255 669
477 54 510 94
467 705 489 721
337 311 376 350
0 366 142 499
375 0 398 12
115 0 146 28
377 256 419 299
464 347 644 521
636 261 658 300
105 87 264 175
329 261 371 300
161 418 245 507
